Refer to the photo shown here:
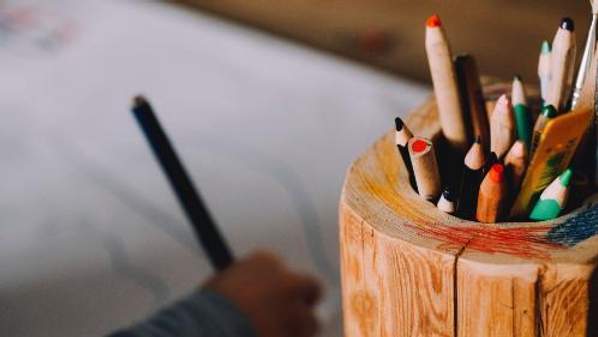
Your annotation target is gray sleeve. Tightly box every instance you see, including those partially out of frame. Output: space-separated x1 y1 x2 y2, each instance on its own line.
107 289 257 337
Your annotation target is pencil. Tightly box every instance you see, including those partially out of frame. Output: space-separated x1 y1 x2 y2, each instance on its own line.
538 41 552 104
459 138 486 217
504 140 528 193
437 187 457 214
571 1 598 109
530 104 557 155
529 168 572 220
489 94 515 159
476 163 508 223
131 96 234 271
512 75 532 150
425 14 469 152
395 117 417 191
408 137 442 201
547 18 577 111
455 54 489 150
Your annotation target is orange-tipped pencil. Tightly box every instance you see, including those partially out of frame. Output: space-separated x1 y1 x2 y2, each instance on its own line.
476 163 508 223
425 14 469 152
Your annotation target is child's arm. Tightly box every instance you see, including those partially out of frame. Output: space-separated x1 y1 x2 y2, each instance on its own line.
108 251 321 337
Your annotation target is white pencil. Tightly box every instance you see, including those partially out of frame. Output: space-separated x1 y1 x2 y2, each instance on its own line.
547 18 577 111
490 94 515 159
425 14 468 152
572 1 598 108
538 41 552 103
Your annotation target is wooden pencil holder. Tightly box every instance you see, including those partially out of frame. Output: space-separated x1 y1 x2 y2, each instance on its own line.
340 83 598 337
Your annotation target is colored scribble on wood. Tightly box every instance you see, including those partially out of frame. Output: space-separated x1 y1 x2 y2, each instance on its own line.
404 221 563 259
548 204 598 247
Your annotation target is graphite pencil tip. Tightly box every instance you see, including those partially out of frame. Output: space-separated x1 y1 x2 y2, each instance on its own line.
514 74 522 81
475 135 481 144
426 14 442 28
560 17 575 32
395 117 404 131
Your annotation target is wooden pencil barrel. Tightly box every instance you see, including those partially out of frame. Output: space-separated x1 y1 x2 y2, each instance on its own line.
339 83 598 337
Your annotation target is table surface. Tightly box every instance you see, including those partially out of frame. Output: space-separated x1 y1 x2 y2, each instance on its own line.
0 1 428 336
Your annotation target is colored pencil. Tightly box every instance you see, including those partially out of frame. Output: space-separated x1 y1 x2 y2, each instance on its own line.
408 137 442 201
459 138 486 217
504 140 528 194
476 163 508 223
489 94 515 159
395 117 417 191
437 187 457 214
538 41 552 104
530 104 557 155
547 18 577 111
425 14 469 152
455 54 489 150
512 75 532 150
131 96 234 271
529 168 572 220
572 1 598 109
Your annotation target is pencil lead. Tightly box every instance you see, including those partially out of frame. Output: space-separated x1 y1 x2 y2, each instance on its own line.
489 164 505 183
475 135 481 144
132 95 149 108
542 104 558 118
561 17 575 32
541 40 551 53
395 117 404 131
426 14 442 28
514 74 522 82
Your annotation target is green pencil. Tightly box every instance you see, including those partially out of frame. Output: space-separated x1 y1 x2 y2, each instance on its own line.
512 75 532 150
529 168 572 220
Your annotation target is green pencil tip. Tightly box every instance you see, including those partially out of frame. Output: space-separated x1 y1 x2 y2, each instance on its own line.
542 104 557 118
541 40 551 53
559 168 573 187
530 199 562 220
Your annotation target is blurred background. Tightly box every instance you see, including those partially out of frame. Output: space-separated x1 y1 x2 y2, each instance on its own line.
175 0 590 83
0 1 593 337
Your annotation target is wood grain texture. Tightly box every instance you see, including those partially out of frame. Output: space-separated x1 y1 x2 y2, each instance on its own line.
340 82 598 336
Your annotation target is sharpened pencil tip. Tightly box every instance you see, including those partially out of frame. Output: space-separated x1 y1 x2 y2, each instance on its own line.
513 74 522 82
426 14 441 28
561 17 575 32
133 95 149 108
442 187 456 201
541 40 551 53
475 135 481 144
394 117 404 131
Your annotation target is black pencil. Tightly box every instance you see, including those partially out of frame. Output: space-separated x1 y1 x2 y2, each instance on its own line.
131 96 233 271
395 117 417 191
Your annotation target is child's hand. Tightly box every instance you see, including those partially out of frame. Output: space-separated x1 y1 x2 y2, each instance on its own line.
203 251 322 337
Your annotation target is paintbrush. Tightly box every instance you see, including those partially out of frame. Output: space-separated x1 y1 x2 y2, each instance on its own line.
572 0 598 109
